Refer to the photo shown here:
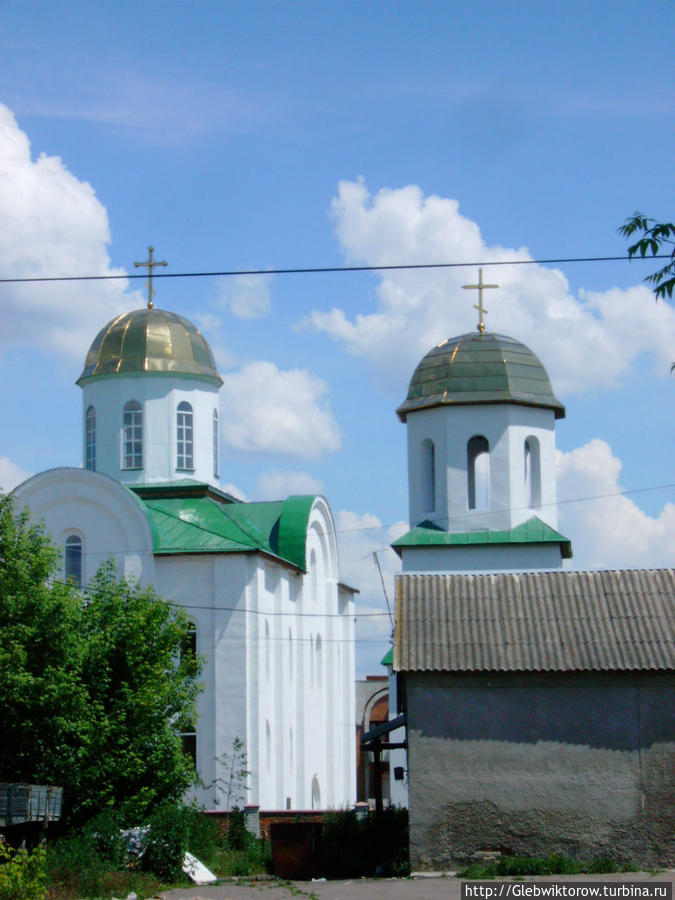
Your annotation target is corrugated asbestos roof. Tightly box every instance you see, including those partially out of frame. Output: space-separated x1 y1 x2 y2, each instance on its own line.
394 569 675 673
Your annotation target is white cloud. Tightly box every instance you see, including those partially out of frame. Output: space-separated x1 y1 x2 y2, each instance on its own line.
215 274 272 319
0 104 139 360
0 457 31 492
335 509 407 675
557 439 675 569
220 361 341 460
302 179 675 395
219 482 247 502
255 469 323 499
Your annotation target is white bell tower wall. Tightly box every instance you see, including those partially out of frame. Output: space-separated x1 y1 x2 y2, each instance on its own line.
81 375 221 487
406 403 558 534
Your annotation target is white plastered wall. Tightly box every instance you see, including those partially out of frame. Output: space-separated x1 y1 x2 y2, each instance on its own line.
12 467 156 585
406 403 558 533
81 375 220 487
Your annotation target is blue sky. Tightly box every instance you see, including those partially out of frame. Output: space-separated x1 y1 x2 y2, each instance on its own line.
1 0 673 675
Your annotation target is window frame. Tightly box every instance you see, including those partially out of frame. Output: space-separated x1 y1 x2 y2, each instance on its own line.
122 401 143 470
176 401 194 471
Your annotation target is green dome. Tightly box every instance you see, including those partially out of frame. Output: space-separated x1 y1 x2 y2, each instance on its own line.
77 307 223 386
397 332 564 422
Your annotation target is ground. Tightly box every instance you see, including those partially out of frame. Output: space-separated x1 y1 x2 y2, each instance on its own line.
159 870 675 900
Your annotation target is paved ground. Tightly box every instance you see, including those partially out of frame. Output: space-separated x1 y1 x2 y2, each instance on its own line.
159 870 675 900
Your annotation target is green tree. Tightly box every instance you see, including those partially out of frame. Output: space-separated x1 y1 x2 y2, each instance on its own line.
0 493 202 828
619 212 675 300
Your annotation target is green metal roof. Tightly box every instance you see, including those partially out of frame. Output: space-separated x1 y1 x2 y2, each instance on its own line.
397 332 565 422
77 307 222 386
381 647 394 666
391 516 572 559
129 484 318 571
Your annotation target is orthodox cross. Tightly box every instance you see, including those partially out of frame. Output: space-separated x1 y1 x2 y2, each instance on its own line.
462 267 499 334
134 246 168 309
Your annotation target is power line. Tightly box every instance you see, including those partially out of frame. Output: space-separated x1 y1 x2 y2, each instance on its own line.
0 254 670 285
38 480 675 561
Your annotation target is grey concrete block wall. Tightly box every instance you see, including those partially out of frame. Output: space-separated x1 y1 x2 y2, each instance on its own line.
404 671 675 869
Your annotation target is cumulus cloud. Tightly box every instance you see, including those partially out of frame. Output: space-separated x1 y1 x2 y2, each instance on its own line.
0 457 31 492
302 179 675 395
0 104 140 360
557 439 675 569
335 509 407 675
215 274 272 319
255 469 323 499
220 361 341 460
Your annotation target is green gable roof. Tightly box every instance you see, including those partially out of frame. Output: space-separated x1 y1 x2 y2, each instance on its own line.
391 516 572 559
129 482 318 572
381 647 394 666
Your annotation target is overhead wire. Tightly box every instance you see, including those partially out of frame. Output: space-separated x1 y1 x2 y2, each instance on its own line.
0 254 670 285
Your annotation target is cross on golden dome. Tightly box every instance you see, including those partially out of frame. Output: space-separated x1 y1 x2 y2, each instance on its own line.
134 245 168 309
462 267 499 334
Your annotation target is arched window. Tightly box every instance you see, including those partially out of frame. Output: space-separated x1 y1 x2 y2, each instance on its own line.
311 775 321 810
176 401 194 470
467 435 490 510
524 436 542 508
85 406 96 471
420 439 436 512
213 409 219 478
65 534 83 587
123 401 143 469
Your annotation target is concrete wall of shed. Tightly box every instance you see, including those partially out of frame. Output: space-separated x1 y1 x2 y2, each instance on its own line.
404 671 675 870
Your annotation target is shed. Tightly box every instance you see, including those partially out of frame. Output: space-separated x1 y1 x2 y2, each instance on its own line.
394 568 675 869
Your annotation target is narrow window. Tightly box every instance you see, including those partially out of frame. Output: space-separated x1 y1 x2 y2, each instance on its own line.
179 718 197 769
65 534 83 587
179 622 197 768
122 401 143 469
420 439 436 512
265 720 271 769
177 401 194 470
467 436 490 510
311 775 321 810
524 437 542 508
85 406 96 471
213 409 219 477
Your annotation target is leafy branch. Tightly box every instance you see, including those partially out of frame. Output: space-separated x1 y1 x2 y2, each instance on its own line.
619 212 675 300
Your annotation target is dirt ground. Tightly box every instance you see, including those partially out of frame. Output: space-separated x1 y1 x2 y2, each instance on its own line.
159 869 675 900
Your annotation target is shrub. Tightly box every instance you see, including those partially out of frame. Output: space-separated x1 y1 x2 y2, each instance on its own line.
0 844 47 900
140 802 190 882
321 808 409 878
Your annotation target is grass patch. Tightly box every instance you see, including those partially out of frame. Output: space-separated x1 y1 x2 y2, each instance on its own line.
458 853 639 879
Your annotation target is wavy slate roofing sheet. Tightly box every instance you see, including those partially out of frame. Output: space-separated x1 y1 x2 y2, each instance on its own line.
394 569 675 673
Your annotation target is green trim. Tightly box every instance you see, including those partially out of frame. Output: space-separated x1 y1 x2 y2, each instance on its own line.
77 370 223 387
391 516 572 559
278 495 317 572
131 486 318 571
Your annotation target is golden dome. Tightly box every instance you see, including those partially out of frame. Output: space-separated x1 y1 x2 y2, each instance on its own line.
77 307 222 386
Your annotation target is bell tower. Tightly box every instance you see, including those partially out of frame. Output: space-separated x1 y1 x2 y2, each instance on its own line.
393 284 571 572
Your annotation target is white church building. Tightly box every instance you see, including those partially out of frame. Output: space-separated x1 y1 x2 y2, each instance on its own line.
14 298 356 812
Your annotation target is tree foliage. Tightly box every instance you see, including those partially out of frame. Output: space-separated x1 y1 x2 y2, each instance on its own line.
619 212 675 300
0 492 202 828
